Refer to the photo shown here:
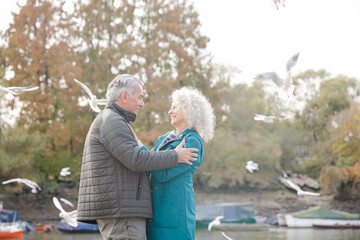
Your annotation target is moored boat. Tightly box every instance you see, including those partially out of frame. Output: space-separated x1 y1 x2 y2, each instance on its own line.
56 221 99 233
0 208 23 238
196 202 256 229
0 229 23 239
282 206 360 228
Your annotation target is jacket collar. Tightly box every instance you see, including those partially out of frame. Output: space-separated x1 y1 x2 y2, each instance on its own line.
174 128 196 139
157 128 197 150
106 101 136 122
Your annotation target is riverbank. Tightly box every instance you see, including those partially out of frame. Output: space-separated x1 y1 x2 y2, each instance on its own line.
1 187 359 224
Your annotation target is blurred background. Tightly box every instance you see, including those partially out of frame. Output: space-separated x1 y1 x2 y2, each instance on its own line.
0 0 360 213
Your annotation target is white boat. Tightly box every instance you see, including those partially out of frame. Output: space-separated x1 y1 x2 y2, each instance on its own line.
276 213 287 226
285 215 360 228
280 206 360 228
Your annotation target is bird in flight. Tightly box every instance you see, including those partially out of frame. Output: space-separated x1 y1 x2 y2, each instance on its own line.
208 215 224 231
60 167 71 177
254 52 299 97
286 179 320 196
2 178 41 193
246 161 259 173
254 113 288 124
60 198 75 208
273 0 286 10
74 79 108 113
0 85 39 96
52 197 78 227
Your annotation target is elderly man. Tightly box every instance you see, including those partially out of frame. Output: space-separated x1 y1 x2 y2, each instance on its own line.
77 74 198 240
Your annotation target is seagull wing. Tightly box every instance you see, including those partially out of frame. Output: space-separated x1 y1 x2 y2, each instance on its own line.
254 72 283 88
89 96 102 113
286 52 300 72
74 79 94 98
246 165 254 173
208 221 215 231
22 178 41 191
208 216 224 231
254 114 265 121
286 179 302 193
60 198 74 208
221 232 234 240
0 86 19 95
60 210 78 227
61 167 70 172
96 99 108 105
2 178 24 185
299 191 321 196
7 86 39 92
53 197 65 213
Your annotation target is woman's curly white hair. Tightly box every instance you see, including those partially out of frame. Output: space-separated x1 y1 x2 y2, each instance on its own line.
171 87 216 142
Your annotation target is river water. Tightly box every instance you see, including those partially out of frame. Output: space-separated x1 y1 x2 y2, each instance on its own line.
22 227 360 240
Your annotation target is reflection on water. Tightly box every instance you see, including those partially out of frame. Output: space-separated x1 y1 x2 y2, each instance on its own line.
22 227 360 240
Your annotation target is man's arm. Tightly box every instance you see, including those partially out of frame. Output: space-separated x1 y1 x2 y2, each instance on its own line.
99 113 197 172
150 136 202 183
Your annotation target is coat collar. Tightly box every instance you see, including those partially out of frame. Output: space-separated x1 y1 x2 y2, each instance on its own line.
157 128 197 150
106 101 136 122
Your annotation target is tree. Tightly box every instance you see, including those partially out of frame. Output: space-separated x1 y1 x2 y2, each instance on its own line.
0 126 46 181
196 83 283 190
76 0 214 147
3 0 83 178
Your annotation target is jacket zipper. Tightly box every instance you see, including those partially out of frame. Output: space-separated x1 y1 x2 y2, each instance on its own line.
136 174 142 200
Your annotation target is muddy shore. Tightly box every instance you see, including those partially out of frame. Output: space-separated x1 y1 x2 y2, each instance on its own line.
1 186 359 224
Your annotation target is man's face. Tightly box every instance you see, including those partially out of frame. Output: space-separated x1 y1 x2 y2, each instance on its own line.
126 83 144 115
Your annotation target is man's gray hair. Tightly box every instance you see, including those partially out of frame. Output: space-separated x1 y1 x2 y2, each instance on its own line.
106 74 143 102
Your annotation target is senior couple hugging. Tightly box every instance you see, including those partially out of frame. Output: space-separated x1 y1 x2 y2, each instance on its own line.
76 74 215 240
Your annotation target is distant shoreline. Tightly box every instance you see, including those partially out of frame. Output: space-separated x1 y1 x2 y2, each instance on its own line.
1 188 359 224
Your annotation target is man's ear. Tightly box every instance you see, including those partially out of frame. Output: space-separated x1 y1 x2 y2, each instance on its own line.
120 91 128 103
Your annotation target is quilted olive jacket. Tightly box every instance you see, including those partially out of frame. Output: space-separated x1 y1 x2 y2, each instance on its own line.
77 102 178 224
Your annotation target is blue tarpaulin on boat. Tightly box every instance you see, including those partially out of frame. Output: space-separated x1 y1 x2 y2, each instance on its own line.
0 209 20 223
196 202 256 223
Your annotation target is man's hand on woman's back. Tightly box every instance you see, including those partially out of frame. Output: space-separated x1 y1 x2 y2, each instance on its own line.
174 139 198 165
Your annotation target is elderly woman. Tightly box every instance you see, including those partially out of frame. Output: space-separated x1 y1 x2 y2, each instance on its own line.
146 87 216 240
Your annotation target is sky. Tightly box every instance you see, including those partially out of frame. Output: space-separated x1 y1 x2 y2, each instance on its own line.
1 0 360 83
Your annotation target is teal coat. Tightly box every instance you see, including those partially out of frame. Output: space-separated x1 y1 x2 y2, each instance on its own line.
146 128 204 240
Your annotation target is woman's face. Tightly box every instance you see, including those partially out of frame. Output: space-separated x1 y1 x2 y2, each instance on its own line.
168 102 186 129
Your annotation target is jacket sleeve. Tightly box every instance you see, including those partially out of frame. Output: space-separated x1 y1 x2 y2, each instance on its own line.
99 112 178 172
150 136 202 183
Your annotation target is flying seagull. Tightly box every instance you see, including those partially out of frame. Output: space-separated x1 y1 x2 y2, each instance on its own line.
2 178 41 193
273 0 286 10
0 85 39 96
60 167 71 177
254 52 299 97
208 216 224 231
254 113 288 124
286 179 320 196
60 198 75 208
246 161 259 173
74 79 108 113
52 197 78 227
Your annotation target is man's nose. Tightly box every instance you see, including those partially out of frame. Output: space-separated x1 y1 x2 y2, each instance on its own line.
140 100 144 108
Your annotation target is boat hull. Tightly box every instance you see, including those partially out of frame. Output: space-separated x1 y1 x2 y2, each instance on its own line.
285 215 360 228
0 230 23 239
56 222 99 233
